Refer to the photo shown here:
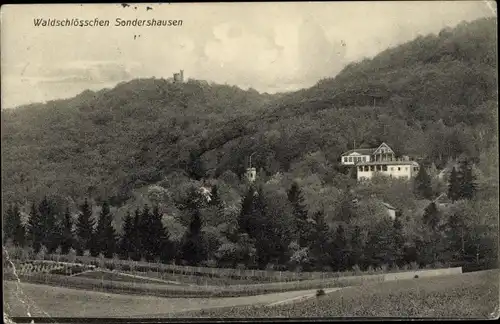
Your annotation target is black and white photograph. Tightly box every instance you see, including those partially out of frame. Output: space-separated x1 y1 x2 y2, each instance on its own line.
1 1 499 322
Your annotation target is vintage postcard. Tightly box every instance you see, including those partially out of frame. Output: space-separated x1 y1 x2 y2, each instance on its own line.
1 2 499 322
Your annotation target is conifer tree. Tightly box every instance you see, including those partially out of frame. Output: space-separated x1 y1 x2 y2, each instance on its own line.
136 205 152 260
3 204 14 244
75 199 95 255
60 207 74 254
392 214 406 266
94 201 117 258
446 212 466 260
331 224 348 271
119 211 134 259
459 159 476 200
4 204 26 247
210 184 222 207
308 209 330 269
130 208 142 261
413 166 433 200
348 225 364 269
187 151 206 181
38 197 60 254
27 202 44 253
335 191 358 222
448 167 461 202
181 207 206 265
238 186 256 234
423 202 440 231
151 205 173 263
287 182 310 247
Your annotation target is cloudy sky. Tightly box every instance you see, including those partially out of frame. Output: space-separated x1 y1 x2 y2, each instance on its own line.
1 2 496 108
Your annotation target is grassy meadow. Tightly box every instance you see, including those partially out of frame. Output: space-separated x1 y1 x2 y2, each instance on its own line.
174 269 499 319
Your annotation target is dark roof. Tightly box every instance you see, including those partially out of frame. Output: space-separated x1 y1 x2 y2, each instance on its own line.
341 148 377 156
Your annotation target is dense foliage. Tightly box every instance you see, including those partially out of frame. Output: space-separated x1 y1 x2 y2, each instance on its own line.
2 17 498 273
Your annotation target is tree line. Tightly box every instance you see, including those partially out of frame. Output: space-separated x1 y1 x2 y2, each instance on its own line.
4 157 495 273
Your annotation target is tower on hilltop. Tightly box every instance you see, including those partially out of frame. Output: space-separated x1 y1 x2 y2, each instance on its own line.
173 69 184 83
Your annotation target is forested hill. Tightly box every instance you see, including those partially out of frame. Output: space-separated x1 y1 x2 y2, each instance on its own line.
1 16 497 207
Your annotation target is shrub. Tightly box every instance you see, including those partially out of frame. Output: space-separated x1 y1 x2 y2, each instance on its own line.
352 264 362 275
120 264 131 271
316 289 326 297
37 246 48 260
204 259 218 268
433 261 445 269
105 262 116 271
322 265 333 272
410 261 419 270
83 250 91 257
21 247 35 261
98 253 106 268
414 275 419 279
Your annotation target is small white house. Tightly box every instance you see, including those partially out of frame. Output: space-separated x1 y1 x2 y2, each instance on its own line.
381 202 397 220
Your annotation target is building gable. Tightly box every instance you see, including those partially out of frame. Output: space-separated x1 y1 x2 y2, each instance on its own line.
373 142 394 155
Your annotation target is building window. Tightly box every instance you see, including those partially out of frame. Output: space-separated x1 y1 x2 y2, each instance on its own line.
398 167 401 171
391 167 394 171
343 157 347 162
405 167 408 171
382 165 387 171
349 157 353 162
363 156 366 162
364 166 369 172
370 165 375 171
376 165 381 171
358 166 362 172
413 167 418 172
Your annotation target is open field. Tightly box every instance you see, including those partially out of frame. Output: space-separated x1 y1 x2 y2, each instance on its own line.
174 269 500 319
3 266 462 298
3 261 463 296
73 270 185 285
3 281 340 318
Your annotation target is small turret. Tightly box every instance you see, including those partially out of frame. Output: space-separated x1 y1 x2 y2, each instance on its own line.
245 167 256 183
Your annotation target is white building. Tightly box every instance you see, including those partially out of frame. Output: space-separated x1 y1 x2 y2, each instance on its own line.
341 143 420 181
357 160 420 181
341 142 396 166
